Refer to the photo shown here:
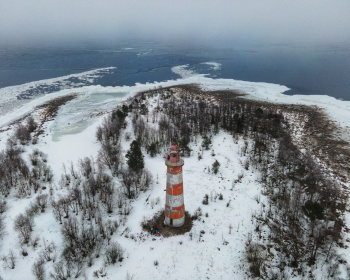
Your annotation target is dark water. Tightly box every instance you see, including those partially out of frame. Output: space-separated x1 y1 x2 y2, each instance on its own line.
0 42 349 101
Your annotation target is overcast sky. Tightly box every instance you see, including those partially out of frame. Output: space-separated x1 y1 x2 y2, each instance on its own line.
1 0 350 47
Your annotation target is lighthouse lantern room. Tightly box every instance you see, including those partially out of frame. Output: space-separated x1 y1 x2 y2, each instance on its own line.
165 143 185 227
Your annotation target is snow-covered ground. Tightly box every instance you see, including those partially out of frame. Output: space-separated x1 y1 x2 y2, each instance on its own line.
86 131 262 280
0 67 116 118
0 64 349 279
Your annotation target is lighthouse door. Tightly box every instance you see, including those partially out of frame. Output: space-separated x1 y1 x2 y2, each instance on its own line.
170 219 173 226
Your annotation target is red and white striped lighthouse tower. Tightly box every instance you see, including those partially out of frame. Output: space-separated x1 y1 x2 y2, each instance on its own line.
165 143 185 227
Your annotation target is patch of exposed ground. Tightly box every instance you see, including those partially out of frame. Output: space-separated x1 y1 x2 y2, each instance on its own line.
280 104 350 185
0 94 78 137
34 94 77 137
137 83 245 100
142 210 193 238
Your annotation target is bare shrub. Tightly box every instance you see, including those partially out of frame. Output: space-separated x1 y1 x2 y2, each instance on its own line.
29 150 53 185
31 235 40 249
26 116 38 133
32 259 45 280
49 261 71 280
212 159 220 174
61 217 102 264
192 207 202 220
106 220 119 236
202 194 209 205
0 143 29 196
104 242 124 265
40 240 56 262
36 194 49 213
0 215 4 239
3 249 16 269
93 267 107 278
246 242 266 277
0 201 6 239
14 123 31 145
0 200 6 214
43 166 53 183
30 150 40 166
26 202 40 218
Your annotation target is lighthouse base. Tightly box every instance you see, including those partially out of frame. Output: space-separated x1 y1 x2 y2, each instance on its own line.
142 210 192 237
164 216 185 227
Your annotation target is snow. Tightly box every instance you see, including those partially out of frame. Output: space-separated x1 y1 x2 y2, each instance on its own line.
83 132 262 280
0 62 349 279
37 118 102 177
171 65 206 79
0 67 115 117
201 62 222 71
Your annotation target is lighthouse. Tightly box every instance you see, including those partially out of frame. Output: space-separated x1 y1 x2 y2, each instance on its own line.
165 143 185 227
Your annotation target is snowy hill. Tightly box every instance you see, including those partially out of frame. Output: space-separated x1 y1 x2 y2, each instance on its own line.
0 72 349 280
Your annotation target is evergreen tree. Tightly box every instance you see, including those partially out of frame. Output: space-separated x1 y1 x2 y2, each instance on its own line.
146 142 158 157
212 159 220 174
122 104 129 114
112 109 127 122
140 104 148 115
125 140 144 171
179 136 191 157
201 135 212 150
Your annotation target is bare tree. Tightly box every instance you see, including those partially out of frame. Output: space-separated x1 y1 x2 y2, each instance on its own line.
36 194 49 213
120 169 137 199
98 141 121 173
14 213 33 244
79 157 93 178
51 199 64 224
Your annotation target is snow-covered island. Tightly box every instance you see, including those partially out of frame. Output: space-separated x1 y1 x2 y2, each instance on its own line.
0 68 350 280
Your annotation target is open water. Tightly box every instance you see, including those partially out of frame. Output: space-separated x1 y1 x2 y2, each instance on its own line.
0 42 349 101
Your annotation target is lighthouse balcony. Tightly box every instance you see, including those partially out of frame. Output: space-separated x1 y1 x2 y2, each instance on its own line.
165 158 184 167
